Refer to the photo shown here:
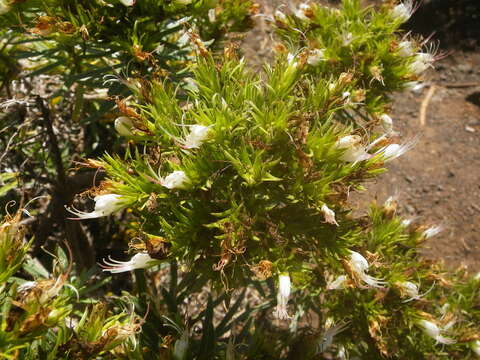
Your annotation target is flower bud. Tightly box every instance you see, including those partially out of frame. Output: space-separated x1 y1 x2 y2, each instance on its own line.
321 204 338 226
161 171 188 189
307 48 325 66
380 114 393 133
274 10 287 23
114 116 135 137
119 0 135 6
391 0 414 22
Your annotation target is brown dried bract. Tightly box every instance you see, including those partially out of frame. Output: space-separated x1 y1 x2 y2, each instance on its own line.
251 260 273 280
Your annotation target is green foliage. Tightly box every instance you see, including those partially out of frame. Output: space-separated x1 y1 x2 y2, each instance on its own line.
1 0 479 359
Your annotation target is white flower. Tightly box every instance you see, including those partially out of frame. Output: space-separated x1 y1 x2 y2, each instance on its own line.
119 0 135 6
380 114 393 133
114 116 135 137
401 218 414 227
375 138 418 162
397 281 433 302
274 273 291 320
341 32 354 47
471 340 480 356
321 204 338 226
398 41 415 57
409 53 434 75
161 170 188 189
398 281 419 300
417 319 456 345
208 8 216 23
318 320 350 353
274 10 287 22
307 49 325 66
66 194 126 219
404 81 425 92
287 52 298 68
295 3 312 21
102 252 155 273
348 251 386 288
17 281 37 293
422 225 443 239
335 135 371 163
391 0 415 22
182 125 211 149
0 0 11 14
327 275 347 290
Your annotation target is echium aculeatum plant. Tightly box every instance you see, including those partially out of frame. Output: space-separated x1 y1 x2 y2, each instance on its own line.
0 210 143 358
68 0 480 358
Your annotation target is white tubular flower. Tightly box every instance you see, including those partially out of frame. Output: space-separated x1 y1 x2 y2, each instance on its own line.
380 114 393 134
287 52 298 68
375 138 417 162
114 116 135 137
397 40 415 57
295 3 312 21
208 8 216 23
404 81 425 92
417 319 456 345
274 10 287 22
66 194 126 219
348 251 386 288
397 281 433 302
409 53 434 75
398 281 419 301
307 49 325 66
341 32 354 47
327 275 347 290
119 0 135 6
0 0 11 14
318 320 350 353
182 125 211 149
17 281 37 293
471 340 480 356
321 204 338 226
274 273 291 320
102 253 155 273
422 225 443 239
161 170 188 189
401 218 414 227
335 135 371 163
391 0 415 22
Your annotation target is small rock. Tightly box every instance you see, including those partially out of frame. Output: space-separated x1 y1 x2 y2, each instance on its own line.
405 176 414 183
437 185 444 191
405 204 415 214
457 63 473 73
465 125 476 133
